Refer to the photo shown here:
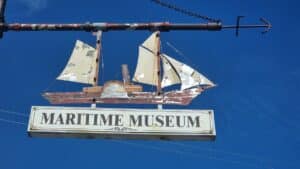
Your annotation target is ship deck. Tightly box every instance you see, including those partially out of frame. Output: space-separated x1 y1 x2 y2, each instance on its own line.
43 87 203 105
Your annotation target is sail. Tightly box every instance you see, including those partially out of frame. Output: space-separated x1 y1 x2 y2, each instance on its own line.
162 54 215 90
161 55 181 88
57 40 97 85
132 32 159 86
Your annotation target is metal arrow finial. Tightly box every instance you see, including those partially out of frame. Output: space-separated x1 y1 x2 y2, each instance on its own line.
234 16 271 36
222 17 272 35
260 17 272 34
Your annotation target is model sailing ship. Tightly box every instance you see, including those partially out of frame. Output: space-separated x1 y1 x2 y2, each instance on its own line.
43 31 216 105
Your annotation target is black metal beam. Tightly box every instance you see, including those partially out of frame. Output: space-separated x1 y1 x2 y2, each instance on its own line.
0 22 223 32
0 0 6 38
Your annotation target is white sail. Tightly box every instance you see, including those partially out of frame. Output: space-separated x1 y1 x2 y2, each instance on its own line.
161 55 181 88
57 40 97 85
162 54 215 90
132 32 159 86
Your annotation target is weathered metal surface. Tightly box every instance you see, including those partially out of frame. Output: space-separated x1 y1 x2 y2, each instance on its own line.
121 64 130 85
56 40 97 85
0 0 6 38
133 32 160 86
83 86 102 93
124 84 143 93
43 87 203 105
0 22 223 32
156 31 162 95
100 81 128 98
83 85 142 94
93 31 102 86
28 106 216 140
0 22 272 33
0 0 5 22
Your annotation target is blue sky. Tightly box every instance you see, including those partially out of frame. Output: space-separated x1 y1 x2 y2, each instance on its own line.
0 0 299 169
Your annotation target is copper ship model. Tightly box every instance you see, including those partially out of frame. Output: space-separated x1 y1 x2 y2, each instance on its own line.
43 31 216 105
0 0 272 105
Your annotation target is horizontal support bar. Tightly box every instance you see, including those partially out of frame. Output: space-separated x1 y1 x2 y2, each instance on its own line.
0 22 223 32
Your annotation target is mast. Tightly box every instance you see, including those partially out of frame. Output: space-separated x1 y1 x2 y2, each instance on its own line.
156 31 162 95
93 31 102 86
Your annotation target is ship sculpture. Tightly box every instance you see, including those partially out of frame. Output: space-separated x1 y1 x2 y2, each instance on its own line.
43 31 216 105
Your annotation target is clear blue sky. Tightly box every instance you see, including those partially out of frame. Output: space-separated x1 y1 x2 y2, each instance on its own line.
0 0 299 169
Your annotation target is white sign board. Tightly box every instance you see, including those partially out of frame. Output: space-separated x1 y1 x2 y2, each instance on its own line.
28 106 216 140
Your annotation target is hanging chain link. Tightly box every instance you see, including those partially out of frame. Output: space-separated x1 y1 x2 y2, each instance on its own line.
150 0 221 23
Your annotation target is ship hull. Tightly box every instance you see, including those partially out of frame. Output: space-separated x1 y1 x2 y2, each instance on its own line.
43 87 203 105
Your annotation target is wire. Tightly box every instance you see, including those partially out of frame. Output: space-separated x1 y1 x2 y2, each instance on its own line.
165 41 201 71
111 140 272 169
0 118 27 125
166 41 184 56
0 108 28 117
150 0 221 23
43 78 57 92
165 142 267 164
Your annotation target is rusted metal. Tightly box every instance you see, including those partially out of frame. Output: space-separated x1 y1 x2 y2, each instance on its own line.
121 64 130 85
0 21 272 39
43 81 203 106
156 31 162 95
0 22 274 32
83 86 102 93
124 84 143 93
0 22 223 32
93 31 102 86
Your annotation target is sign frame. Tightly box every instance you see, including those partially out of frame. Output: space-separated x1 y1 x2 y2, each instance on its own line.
28 106 216 141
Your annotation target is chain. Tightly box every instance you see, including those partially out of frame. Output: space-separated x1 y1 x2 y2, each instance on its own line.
150 0 221 23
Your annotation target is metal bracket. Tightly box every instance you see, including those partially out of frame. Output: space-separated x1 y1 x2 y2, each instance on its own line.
91 103 97 109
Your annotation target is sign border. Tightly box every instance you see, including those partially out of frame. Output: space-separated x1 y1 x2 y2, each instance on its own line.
28 106 216 141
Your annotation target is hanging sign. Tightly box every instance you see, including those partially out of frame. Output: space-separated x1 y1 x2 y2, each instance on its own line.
28 106 216 140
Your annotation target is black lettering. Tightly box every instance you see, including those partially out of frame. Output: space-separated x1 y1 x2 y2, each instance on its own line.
166 115 174 127
66 113 75 125
129 115 142 127
145 115 153 127
99 114 112 126
77 113 82 125
115 114 123 126
54 114 64 125
187 116 200 127
93 114 98 125
85 114 90 125
40 113 54 124
155 115 164 127
176 116 185 127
